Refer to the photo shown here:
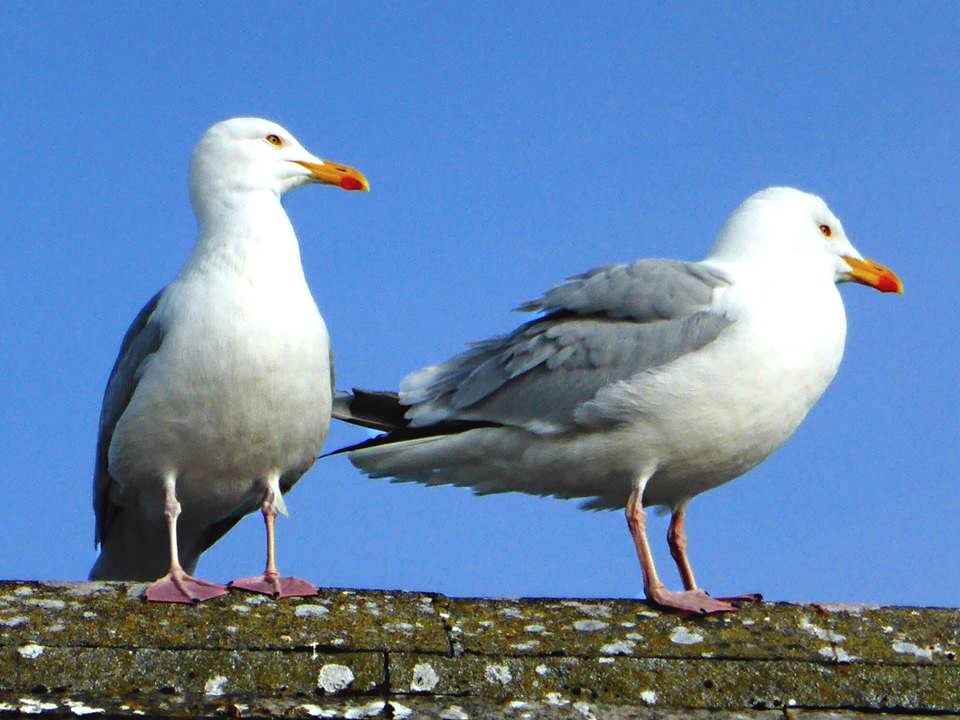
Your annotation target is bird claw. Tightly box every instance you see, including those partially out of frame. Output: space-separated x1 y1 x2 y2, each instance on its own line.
145 572 228 604
229 572 318 599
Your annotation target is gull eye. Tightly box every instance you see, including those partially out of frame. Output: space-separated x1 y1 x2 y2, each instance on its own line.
265 134 284 147
819 224 832 238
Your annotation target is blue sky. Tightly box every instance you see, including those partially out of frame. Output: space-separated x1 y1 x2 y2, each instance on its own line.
1 3 957 607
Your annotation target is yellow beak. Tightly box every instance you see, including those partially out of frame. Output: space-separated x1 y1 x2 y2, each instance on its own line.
842 256 903 294
294 160 370 192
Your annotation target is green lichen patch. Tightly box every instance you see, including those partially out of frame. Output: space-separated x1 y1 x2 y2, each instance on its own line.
0 582 449 653
390 652 960 712
5 645 384 699
443 597 960 666
2 582 959 717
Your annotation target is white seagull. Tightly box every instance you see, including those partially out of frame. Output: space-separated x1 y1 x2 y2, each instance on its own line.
90 117 369 603
332 187 901 614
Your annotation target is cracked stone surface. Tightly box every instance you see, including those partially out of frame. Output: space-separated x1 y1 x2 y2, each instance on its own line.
0 581 958 718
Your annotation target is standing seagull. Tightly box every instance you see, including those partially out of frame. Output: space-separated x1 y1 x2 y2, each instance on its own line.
90 117 369 603
333 187 901 614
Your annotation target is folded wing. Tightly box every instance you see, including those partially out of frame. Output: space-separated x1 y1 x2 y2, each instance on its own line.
397 259 733 433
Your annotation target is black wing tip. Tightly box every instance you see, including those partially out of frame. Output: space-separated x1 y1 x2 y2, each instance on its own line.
324 418 504 458
351 387 400 401
334 388 409 432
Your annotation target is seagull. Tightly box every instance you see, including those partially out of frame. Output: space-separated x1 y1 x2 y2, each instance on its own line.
332 187 901 614
89 117 369 603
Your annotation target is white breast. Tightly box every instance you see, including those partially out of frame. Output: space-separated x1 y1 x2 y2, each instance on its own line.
621 275 847 508
108 262 331 519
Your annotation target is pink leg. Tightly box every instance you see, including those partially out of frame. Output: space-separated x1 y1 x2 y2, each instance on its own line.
229 482 317 599
667 505 698 591
145 475 228 604
667 504 762 604
626 486 735 615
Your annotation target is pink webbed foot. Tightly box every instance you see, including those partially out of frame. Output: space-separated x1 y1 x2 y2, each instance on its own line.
647 586 739 615
230 571 317 599
145 571 229 604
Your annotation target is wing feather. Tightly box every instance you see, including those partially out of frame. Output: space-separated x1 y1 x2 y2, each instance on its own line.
401 260 732 431
92 290 166 547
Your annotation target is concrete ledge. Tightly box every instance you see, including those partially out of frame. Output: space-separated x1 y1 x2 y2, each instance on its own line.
0 581 957 718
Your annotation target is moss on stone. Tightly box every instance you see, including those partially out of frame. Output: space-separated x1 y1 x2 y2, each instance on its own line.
0 581 957 718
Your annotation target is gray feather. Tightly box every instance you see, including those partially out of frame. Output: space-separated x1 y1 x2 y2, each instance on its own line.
518 259 729 320
402 260 732 431
92 289 166 548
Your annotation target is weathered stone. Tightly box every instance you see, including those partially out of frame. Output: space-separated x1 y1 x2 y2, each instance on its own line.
4 645 383 697
0 582 448 653
390 653 960 710
0 582 957 718
446 597 960 665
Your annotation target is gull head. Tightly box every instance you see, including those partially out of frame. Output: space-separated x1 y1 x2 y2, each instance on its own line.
708 186 902 294
188 117 369 210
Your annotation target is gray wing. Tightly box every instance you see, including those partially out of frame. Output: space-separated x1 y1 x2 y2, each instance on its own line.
93 289 166 547
401 259 732 431
518 259 727 320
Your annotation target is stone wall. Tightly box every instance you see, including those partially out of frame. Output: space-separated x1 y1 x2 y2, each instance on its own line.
1 581 957 718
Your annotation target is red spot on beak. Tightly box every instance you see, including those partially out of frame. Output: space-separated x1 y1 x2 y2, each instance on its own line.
340 176 365 191
875 274 901 294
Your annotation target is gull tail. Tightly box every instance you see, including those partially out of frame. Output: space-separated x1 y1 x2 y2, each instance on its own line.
329 388 502 456
90 507 242 582
329 388 621 507
89 510 182 581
